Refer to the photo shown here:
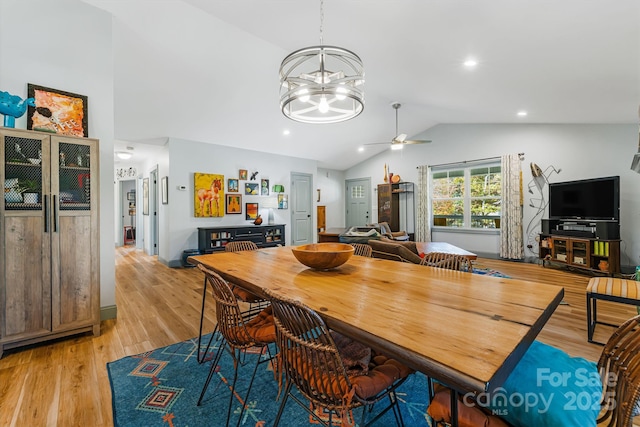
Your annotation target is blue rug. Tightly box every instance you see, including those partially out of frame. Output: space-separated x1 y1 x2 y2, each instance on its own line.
107 333 432 426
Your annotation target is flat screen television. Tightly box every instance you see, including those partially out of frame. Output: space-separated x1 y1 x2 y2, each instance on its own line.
548 176 620 220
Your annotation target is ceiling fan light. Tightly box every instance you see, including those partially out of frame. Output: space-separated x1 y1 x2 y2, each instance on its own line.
391 144 404 151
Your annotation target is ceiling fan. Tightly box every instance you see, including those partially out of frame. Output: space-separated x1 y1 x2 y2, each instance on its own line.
365 103 431 149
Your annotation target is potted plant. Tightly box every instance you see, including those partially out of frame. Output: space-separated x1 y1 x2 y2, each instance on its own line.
16 178 39 204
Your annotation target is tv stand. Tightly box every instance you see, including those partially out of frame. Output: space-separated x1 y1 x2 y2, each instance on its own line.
539 218 620 275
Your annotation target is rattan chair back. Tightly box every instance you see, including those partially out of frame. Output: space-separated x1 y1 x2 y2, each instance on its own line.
198 263 264 349
225 240 259 252
420 252 471 272
351 243 373 257
596 315 640 427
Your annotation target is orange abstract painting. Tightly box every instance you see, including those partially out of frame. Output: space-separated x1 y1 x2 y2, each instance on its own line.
27 84 88 137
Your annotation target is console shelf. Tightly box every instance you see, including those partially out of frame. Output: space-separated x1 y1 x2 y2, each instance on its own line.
539 233 620 275
198 224 285 253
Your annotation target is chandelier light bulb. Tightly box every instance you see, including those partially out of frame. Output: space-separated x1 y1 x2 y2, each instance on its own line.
318 96 329 113
336 85 347 101
298 88 310 103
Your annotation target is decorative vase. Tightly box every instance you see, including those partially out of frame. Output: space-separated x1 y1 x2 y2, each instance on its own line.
23 193 39 204
253 215 263 225
383 163 389 183
598 260 609 272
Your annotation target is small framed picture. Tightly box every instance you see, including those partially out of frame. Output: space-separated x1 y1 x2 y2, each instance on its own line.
261 179 269 195
245 202 258 220
161 176 168 204
228 178 239 192
126 191 135 201
245 182 259 195
226 194 242 214
142 178 149 215
278 193 288 209
239 169 248 180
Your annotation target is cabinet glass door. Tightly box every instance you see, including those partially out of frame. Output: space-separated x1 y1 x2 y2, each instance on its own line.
55 141 92 211
570 240 589 265
3 134 46 211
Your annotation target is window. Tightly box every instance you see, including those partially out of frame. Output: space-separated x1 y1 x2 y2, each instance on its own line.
431 163 502 229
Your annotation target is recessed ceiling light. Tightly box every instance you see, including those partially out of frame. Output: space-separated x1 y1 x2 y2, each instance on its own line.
116 151 132 160
358 146 364 152
517 110 528 117
283 129 290 136
463 58 478 68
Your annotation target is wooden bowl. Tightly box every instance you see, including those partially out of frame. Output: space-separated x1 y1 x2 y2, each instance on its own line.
291 243 354 270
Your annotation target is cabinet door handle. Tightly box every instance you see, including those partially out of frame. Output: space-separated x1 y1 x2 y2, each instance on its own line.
53 195 58 232
44 195 49 233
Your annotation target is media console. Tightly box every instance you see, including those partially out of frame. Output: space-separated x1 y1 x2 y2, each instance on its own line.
539 219 620 275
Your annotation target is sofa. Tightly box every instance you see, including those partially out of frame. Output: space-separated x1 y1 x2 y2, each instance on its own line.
366 222 410 241
368 239 422 263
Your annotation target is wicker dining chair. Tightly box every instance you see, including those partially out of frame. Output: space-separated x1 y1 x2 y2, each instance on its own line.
351 243 373 257
196 264 276 427
197 240 266 363
420 252 472 273
264 288 413 427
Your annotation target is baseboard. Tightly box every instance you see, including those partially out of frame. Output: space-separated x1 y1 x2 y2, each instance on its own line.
100 305 117 321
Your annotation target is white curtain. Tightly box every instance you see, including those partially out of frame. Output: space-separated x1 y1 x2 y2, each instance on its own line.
500 154 524 259
416 165 432 242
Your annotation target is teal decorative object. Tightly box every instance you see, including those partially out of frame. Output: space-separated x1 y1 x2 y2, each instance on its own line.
0 90 35 128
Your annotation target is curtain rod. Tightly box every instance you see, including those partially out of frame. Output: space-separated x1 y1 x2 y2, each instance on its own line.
417 152 524 169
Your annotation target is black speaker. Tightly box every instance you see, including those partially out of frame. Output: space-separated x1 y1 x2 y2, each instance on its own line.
541 219 558 234
595 221 620 240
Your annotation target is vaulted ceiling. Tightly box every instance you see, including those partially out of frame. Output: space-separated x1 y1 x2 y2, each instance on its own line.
86 0 640 170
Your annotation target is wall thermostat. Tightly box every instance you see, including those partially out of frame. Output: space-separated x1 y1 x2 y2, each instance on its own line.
177 185 187 191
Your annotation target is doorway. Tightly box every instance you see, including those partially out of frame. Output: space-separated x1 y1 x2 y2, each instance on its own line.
120 179 136 246
290 172 313 246
345 178 371 227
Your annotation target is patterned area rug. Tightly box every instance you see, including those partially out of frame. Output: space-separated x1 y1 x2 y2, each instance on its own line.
108 333 432 426
472 266 510 278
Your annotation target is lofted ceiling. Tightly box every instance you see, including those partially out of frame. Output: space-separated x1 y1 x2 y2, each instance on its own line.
85 0 640 170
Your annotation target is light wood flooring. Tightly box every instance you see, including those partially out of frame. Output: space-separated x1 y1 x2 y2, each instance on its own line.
0 246 637 426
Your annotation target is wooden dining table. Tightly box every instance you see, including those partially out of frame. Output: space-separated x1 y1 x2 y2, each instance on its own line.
189 246 563 419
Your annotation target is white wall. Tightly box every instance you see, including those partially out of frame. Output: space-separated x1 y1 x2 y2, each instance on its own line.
1 0 117 309
346 124 640 269
317 168 346 229
162 138 318 266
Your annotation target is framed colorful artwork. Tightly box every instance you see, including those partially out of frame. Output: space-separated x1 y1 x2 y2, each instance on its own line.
226 194 242 214
278 193 289 209
239 169 248 180
194 172 225 217
227 178 239 193
245 182 259 195
27 84 89 137
261 179 269 195
245 202 259 220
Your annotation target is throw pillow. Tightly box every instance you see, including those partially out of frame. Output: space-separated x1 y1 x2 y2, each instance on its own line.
487 340 601 427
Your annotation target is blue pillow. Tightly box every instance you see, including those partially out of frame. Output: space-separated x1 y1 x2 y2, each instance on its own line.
487 340 601 427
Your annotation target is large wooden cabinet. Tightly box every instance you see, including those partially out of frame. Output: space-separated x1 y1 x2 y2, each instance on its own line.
0 127 100 357
377 182 415 235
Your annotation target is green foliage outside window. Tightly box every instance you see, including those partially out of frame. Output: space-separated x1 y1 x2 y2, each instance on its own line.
432 164 502 229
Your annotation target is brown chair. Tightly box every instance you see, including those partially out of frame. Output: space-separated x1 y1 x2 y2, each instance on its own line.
351 243 372 257
420 252 472 272
196 264 276 426
197 240 266 363
265 288 413 427
427 315 640 427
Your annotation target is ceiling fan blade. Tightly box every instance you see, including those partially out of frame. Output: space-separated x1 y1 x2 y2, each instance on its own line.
402 139 432 145
363 142 393 146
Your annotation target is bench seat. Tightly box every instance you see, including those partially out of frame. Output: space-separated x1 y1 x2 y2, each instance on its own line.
586 277 640 343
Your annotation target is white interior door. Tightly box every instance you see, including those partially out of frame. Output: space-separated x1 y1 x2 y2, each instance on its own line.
345 178 371 227
290 172 313 246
